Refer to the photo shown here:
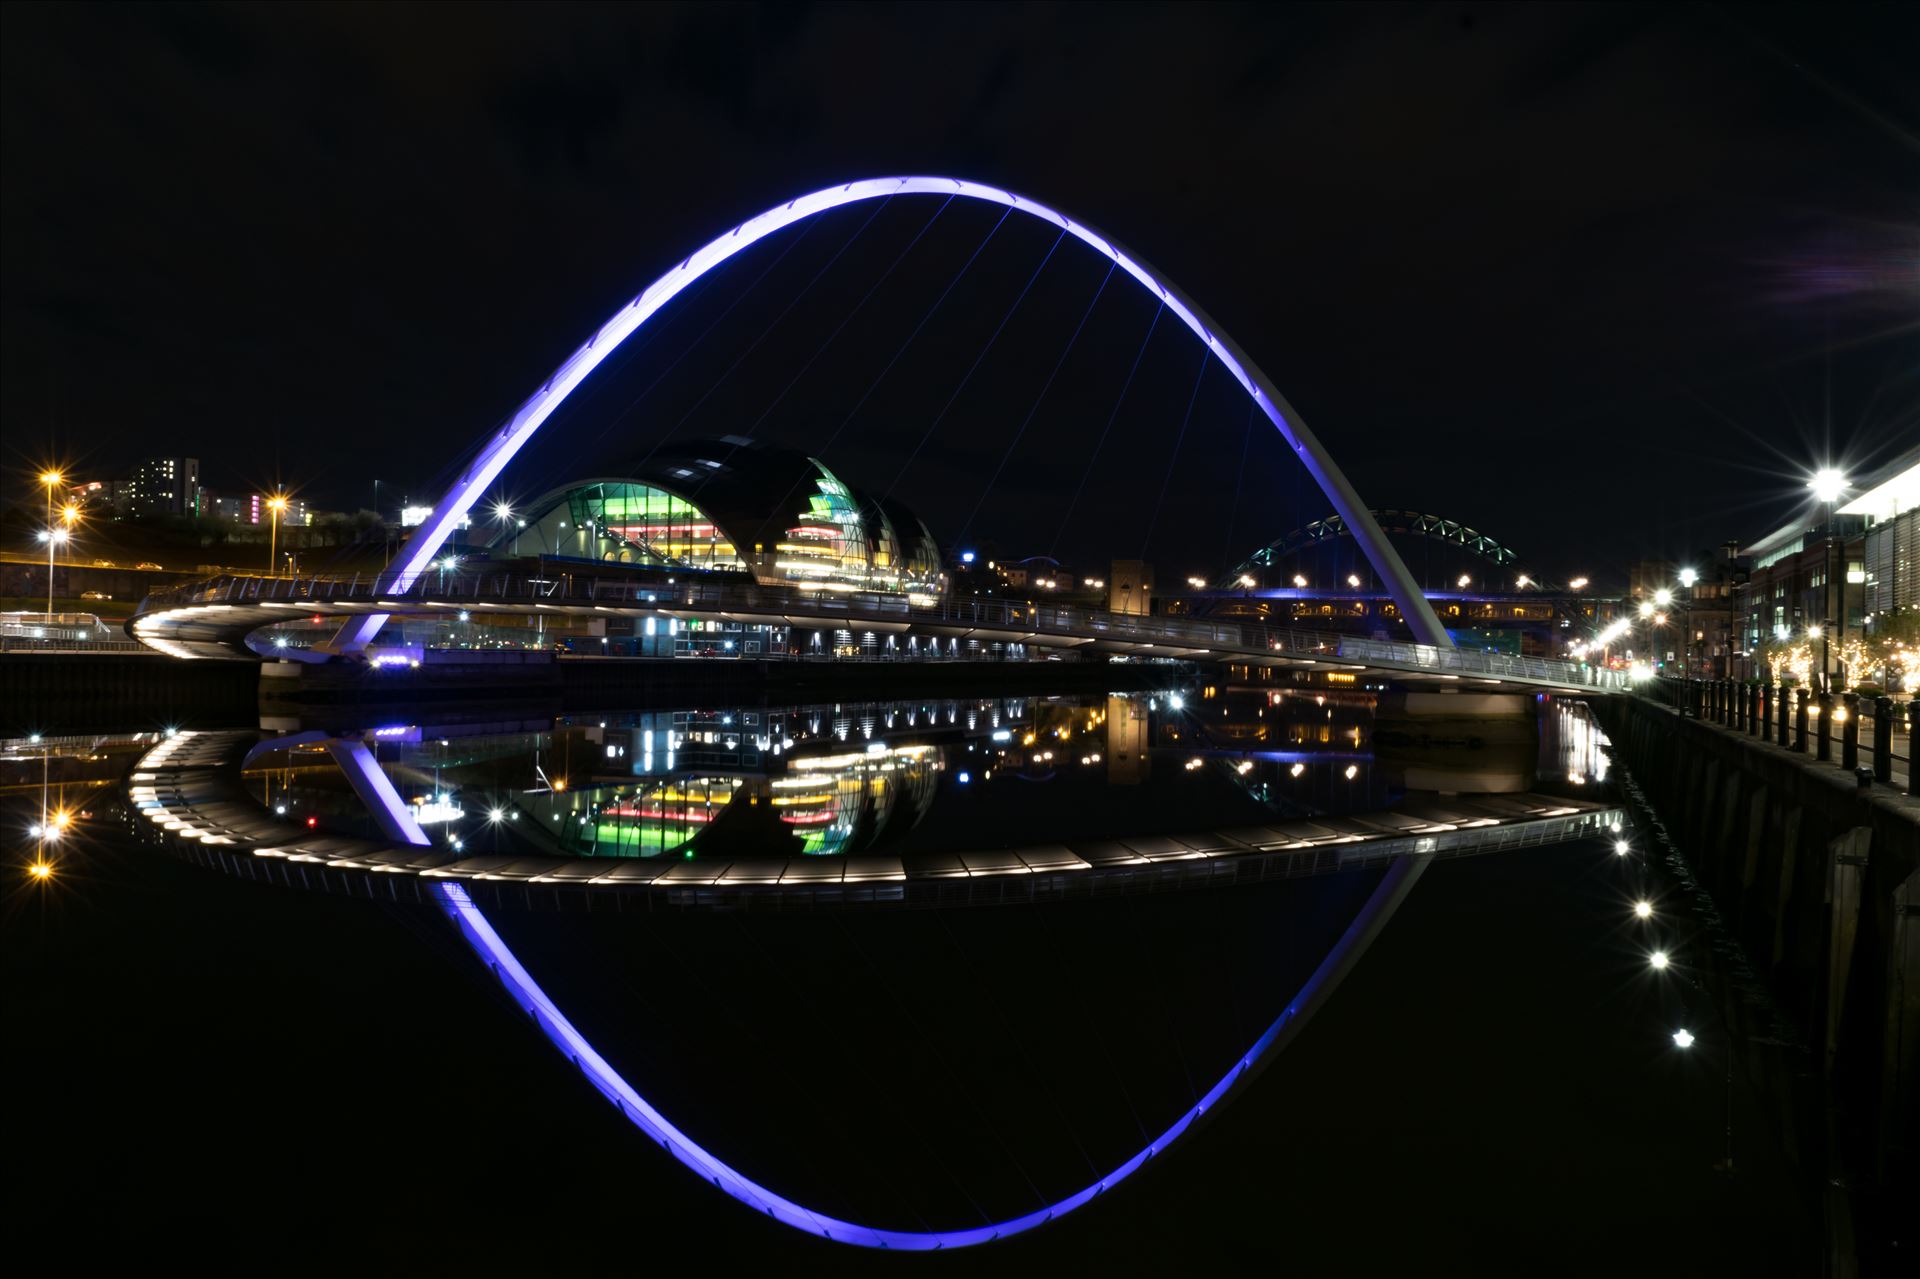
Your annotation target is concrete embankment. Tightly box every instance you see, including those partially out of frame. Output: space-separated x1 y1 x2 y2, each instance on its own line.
1592 695 1916 1268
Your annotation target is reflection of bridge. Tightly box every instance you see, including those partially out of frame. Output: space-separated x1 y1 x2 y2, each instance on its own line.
133 725 1621 1249
129 570 1627 692
136 729 1619 909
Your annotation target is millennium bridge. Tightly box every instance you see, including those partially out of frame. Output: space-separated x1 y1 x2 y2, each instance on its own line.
128 568 1627 693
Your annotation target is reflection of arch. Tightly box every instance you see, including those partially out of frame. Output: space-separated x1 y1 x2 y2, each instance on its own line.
1231 510 1520 582
434 857 1426 1250
341 177 1451 651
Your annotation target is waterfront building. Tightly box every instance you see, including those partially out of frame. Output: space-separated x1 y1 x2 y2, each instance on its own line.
490 439 943 598
1846 448 1920 635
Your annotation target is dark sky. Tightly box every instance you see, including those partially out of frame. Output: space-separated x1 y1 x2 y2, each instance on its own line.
3 1 1916 579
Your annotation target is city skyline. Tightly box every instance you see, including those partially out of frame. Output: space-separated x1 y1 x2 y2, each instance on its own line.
5 4 1916 575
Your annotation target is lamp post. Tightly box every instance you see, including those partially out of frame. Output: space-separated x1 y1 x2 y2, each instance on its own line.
38 527 68 614
1808 469 1848 692
266 494 289 575
39 469 63 612
1677 568 1698 677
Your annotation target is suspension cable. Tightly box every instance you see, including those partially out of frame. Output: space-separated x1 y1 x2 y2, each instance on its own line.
1047 300 1165 557
650 196 895 459
688 195 957 508
880 225 1067 503
1220 400 1257 577
1138 348 1212 560
953 258 1118 550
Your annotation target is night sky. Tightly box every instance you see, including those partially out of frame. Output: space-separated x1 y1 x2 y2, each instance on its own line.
4 2 1916 577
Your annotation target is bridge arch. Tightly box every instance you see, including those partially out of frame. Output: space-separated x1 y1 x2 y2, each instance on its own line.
1230 509 1522 583
346 177 1452 650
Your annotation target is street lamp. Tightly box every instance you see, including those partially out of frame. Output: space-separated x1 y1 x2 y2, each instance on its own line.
1634 900 1655 919
266 494 289 575
1807 468 1849 691
37 527 69 614
39 469 64 610
1672 1027 1695 1048
1649 950 1671 970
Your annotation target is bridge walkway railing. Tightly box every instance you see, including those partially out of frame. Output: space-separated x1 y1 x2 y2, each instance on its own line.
140 570 1627 690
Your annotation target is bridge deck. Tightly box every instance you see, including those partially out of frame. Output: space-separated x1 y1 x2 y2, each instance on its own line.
129 572 1627 693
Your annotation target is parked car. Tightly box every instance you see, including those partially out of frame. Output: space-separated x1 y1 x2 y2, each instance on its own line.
91 559 117 568
135 561 163 571
81 591 113 601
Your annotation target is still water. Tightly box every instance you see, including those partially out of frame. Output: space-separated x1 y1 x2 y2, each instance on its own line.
238 685 1612 865
10 678 1645 1250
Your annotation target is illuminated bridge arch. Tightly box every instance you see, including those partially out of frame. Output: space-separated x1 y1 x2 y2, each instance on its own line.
1230 509 1521 583
344 177 1452 652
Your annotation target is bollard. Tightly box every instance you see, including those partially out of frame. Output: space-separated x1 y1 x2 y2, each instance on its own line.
1841 692 1859 771
1759 684 1772 740
1795 688 1810 753
1721 680 1733 726
1873 696 1892 783
1748 683 1760 735
1856 767 1873 792
1816 691 1833 761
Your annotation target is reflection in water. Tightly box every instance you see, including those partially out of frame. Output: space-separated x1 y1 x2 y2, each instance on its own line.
116 680 1623 1248
241 686 1611 863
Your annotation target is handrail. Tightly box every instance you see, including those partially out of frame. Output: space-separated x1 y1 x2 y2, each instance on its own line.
133 571 1629 689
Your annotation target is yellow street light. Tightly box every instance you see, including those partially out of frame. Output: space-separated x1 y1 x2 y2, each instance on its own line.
29 862 53 881
266 493 290 575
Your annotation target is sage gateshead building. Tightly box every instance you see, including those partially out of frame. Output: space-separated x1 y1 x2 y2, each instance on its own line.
479 439 949 658
491 438 944 596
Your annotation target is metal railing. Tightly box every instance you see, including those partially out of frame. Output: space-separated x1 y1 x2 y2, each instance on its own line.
1647 675 1916 793
136 570 1629 689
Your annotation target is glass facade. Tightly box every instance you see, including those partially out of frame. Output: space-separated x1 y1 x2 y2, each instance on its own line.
501 481 746 571
498 451 945 597
776 462 871 587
